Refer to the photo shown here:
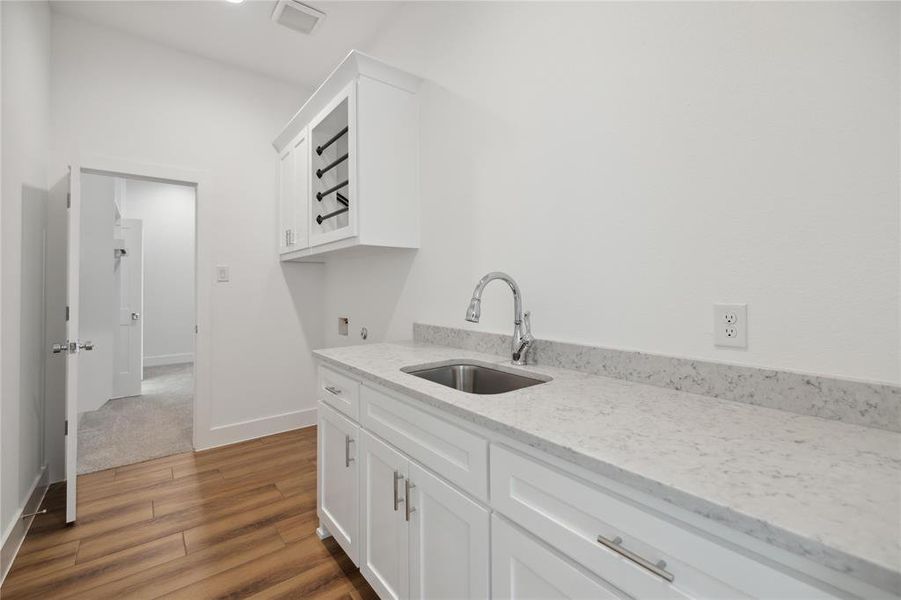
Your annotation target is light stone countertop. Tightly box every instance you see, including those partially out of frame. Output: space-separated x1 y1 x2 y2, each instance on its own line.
313 342 901 593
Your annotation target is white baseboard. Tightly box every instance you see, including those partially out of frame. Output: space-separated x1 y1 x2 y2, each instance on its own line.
144 353 194 367
1 466 49 585
195 406 317 451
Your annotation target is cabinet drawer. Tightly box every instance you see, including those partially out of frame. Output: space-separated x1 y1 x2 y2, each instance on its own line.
318 365 360 421
491 445 839 600
361 384 488 501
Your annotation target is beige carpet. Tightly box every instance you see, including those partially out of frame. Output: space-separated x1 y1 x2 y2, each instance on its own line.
77 363 194 474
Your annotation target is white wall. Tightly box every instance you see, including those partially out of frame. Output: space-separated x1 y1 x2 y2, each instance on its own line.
320 1 901 384
122 178 195 367
48 13 322 455
77 172 115 413
1 0 51 555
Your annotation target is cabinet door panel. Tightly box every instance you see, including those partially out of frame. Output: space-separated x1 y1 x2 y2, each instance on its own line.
278 144 295 253
408 463 489 600
290 129 310 249
360 431 408 600
492 515 626 600
318 402 359 565
309 81 356 247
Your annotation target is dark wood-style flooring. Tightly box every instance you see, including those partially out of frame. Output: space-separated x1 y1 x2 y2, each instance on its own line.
1 427 377 599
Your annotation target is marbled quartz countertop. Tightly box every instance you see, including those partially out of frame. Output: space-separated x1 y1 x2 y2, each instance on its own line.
314 342 901 593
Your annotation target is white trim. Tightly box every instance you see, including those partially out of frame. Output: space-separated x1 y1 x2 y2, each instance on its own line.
0 466 49 585
195 407 317 451
144 353 194 368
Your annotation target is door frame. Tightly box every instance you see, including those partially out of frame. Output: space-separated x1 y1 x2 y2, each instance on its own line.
75 154 211 450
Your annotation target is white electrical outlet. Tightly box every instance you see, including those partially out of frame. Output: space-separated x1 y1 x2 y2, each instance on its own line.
714 303 747 348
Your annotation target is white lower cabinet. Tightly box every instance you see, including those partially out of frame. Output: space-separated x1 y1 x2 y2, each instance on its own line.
361 430 409 600
317 401 359 565
359 430 490 600
408 462 490 600
492 515 626 600
317 364 873 600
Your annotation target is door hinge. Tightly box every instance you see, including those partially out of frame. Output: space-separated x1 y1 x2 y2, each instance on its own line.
65 420 68 436
194 325 198 334
66 193 71 208
65 305 69 321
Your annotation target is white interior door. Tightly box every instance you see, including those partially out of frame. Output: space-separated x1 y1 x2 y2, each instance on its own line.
112 219 143 398
64 165 82 523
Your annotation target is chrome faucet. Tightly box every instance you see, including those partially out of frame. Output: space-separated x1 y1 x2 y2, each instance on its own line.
465 272 534 366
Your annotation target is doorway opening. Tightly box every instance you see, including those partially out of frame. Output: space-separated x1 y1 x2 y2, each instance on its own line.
75 171 197 474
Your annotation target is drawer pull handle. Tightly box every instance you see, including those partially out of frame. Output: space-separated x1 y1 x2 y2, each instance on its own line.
393 471 404 511
344 435 355 467
405 479 416 522
324 385 342 396
597 535 674 583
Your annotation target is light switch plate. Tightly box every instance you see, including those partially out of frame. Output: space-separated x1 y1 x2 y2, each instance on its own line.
714 303 747 348
216 266 230 283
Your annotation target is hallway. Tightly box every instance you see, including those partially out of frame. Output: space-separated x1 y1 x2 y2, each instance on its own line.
78 363 193 474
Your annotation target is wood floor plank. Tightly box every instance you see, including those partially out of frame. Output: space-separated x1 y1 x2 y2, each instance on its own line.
2 533 184 600
170 437 312 480
219 450 315 481
1 426 376 599
182 496 311 553
18 500 155 556
39 470 226 520
274 470 318 497
82 469 225 518
159 536 331 600
77 467 173 503
274 502 320 544
76 483 284 563
5 540 79 581
248 537 377 600
152 466 303 517
65 527 286 600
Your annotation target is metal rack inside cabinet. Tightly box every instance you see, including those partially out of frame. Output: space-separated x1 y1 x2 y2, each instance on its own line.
314 124 349 226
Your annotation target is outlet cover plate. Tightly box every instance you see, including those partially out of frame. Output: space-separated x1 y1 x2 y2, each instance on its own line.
714 303 747 348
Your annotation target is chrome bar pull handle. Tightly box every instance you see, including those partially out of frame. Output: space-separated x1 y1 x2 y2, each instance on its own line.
596 534 674 582
344 435 354 467
324 385 341 396
405 479 416 522
393 471 404 511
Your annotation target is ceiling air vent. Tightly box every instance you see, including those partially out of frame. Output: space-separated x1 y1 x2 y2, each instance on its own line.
272 0 325 35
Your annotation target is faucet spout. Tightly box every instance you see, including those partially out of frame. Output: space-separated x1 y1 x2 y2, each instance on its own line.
464 272 533 365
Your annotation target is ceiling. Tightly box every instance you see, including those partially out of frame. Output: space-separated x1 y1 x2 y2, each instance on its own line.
50 0 405 89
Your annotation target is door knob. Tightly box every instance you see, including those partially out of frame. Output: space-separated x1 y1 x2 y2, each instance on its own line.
78 341 94 351
131 312 140 321
51 342 68 354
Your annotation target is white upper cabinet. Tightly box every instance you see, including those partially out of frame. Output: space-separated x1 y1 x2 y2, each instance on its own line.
278 127 310 253
273 50 421 261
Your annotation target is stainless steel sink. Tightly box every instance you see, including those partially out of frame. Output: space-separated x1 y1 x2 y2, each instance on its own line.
403 362 548 395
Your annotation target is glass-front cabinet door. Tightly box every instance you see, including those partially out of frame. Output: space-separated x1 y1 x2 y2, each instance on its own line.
309 81 356 247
